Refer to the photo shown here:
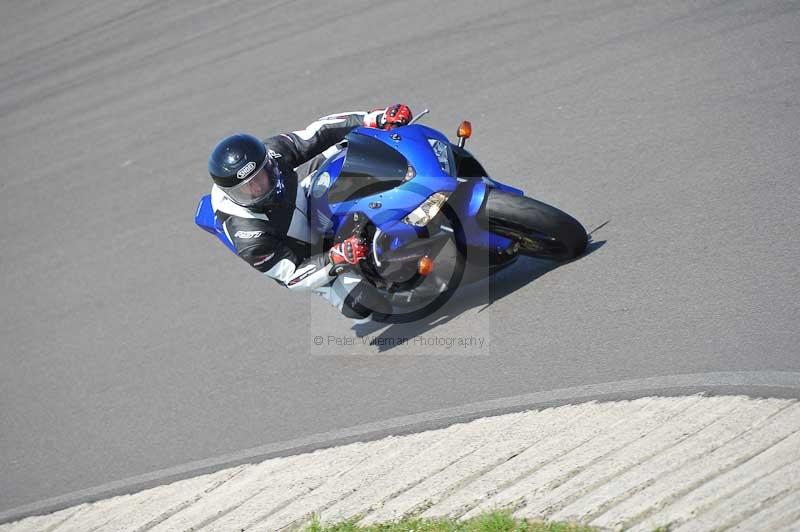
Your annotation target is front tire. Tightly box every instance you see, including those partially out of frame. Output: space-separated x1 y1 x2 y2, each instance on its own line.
483 190 588 261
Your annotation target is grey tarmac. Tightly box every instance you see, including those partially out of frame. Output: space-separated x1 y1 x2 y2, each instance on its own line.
0 0 798 523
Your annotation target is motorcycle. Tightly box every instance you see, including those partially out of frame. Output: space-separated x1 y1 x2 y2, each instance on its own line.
195 111 588 322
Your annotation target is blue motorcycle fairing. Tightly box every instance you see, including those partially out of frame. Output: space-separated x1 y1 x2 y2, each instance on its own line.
195 195 236 253
308 126 457 238
196 122 525 263
355 124 452 179
443 177 516 253
306 124 521 260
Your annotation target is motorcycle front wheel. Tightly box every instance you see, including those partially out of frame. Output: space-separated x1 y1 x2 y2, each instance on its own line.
482 189 588 261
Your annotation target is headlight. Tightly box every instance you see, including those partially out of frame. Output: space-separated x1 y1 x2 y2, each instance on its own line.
402 191 451 227
404 164 416 181
428 139 453 175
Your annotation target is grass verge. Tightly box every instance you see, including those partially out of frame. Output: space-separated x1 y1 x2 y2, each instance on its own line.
305 511 596 531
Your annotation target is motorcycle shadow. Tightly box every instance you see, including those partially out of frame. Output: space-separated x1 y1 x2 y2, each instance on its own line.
352 239 606 352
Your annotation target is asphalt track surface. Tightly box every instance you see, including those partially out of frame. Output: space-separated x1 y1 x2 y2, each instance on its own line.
1 0 798 520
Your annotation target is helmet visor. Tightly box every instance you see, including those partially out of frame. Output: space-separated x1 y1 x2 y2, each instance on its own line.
221 162 275 206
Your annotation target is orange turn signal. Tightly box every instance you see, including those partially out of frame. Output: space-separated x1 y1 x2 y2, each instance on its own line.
457 120 472 139
418 256 434 276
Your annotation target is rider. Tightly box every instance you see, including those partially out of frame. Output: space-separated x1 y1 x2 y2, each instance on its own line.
207 104 413 322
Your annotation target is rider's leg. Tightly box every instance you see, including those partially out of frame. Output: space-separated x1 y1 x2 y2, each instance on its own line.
314 273 391 320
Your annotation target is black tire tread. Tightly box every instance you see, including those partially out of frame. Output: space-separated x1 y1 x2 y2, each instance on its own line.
483 190 588 260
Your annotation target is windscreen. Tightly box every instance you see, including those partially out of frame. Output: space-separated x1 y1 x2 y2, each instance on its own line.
327 133 409 203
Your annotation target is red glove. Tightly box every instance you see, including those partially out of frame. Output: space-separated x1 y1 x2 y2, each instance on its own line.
364 104 413 129
381 104 412 129
329 235 369 268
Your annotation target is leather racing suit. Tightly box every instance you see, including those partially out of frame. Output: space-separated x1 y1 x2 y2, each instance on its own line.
210 110 390 320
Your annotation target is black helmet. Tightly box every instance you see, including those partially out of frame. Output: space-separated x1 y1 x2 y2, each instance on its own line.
208 133 283 207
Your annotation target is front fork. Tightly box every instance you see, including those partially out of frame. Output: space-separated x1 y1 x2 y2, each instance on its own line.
447 177 522 263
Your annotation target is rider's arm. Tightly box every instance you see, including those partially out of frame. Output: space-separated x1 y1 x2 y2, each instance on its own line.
266 110 386 168
224 216 335 292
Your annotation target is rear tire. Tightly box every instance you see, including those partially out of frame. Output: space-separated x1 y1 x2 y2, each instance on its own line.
483 190 587 261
